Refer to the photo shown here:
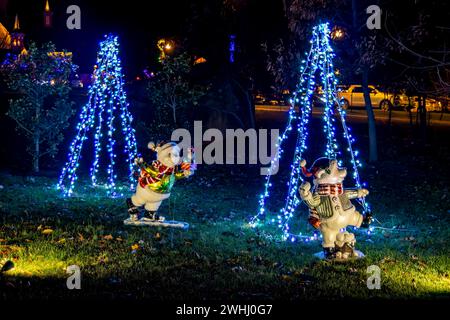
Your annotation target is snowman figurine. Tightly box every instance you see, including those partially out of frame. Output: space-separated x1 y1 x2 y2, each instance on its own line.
298 158 372 259
126 141 195 223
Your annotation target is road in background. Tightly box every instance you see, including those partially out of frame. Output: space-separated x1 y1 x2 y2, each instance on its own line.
255 105 450 127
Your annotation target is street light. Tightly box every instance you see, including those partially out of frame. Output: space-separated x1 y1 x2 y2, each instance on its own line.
331 26 345 40
157 38 175 61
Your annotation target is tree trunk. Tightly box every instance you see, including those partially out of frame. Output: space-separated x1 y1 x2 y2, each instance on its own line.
282 0 287 16
408 98 413 127
352 0 358 29
33 98 41 173
231 78 256 129
388 106 392 127
361 67 378 162
172 105 177 125
418 95 427 142
169 92 177 125
248 91 256 128
33 135 39 173
352 0 377 162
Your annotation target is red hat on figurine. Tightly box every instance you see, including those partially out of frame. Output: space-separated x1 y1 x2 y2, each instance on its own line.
300 157 331 178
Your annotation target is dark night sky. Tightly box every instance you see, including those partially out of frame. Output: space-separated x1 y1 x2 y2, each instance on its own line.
3 0 446 90
0 0 286 81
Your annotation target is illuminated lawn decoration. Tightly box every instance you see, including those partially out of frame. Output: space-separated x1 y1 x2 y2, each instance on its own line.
58 35 138 197
251 23 371 241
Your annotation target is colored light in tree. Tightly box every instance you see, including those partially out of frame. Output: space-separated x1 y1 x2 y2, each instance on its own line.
229 34 236 63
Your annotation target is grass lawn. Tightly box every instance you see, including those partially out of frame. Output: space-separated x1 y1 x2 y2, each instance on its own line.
0 159 449 301
1 114 450 301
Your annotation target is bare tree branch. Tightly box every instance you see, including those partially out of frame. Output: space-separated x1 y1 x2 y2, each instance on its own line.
384 12 449 66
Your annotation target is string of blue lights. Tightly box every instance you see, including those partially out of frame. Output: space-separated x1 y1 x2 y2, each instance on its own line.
251 23 371 241
57 35 138 197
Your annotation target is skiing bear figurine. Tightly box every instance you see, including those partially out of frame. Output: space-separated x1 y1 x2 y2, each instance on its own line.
298 158 372 260
126 141 195 222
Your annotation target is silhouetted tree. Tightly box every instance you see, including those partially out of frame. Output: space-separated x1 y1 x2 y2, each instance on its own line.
1 42 76 173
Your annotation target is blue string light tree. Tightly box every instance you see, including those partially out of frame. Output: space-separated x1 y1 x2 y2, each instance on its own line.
251 23 373 258
58 35 138 197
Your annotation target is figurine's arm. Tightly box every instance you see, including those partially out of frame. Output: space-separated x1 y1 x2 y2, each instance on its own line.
175 151 196 179
299 182 321 207
345 188 369 200
174 163 193 180
174 169 188 179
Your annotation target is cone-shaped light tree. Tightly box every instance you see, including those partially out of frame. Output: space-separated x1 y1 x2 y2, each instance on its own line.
58 35 138 196
250 23 371 241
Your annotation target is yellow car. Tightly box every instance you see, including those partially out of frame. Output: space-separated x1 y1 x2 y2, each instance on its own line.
337 85 394 110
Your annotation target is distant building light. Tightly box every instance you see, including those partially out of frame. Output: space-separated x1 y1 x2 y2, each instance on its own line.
193 57 207 65
48 52 73 58
44 0 53 27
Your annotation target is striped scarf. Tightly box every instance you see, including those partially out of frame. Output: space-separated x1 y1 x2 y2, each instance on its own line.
317 183 343 196
139 161 174 188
